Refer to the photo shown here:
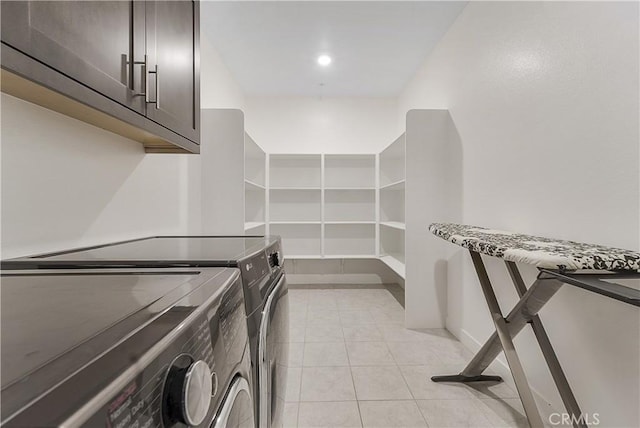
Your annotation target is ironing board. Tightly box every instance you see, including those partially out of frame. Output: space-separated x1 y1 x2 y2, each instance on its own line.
429 223 640 428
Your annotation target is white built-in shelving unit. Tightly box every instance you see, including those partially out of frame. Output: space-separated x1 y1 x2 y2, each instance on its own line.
379 221 405 230
269 154 322 188
378 134 406 278
244 133 266 235
268 155 322 256
240 140 405 276
324 154 377 257
211 108 454 325
266 153 377 259
269 190 322 222
269 223 322 257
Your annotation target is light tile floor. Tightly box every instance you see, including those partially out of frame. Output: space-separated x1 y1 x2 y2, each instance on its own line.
284 285 529 428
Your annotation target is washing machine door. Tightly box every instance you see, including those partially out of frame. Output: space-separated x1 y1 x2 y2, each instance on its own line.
213 377 254 428
258 274 289 428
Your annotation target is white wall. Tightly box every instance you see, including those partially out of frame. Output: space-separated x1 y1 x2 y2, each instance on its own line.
198 34 246 234
201 34 246 110
1 32 245 259
0 94 191 258
245 96 399 154
399 2 639 427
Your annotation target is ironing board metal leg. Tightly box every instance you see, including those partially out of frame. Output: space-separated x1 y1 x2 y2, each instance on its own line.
505 262 585 428
458 262 562 377
470 251 545 427
492 314 545 428
431 251 570 428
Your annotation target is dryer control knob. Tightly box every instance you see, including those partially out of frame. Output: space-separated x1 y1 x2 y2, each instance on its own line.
166 359 213 426
269 251 281 268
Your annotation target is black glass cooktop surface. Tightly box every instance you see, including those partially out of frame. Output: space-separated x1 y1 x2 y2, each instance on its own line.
3 236 274 268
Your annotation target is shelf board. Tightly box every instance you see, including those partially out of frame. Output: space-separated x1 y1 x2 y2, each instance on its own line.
270 187 322 191
325 221 376 225
286 254 378 260
380 254 405 279
270 154 321 160
244 222 265 230
380 221 406 230
324 187 376 191
324 154 376 159
380 179 406 190
270 221 322 225
322 254 377 259
244 179 265 190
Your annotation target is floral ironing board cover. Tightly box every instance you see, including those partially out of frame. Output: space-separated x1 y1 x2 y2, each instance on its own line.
429 223 640 271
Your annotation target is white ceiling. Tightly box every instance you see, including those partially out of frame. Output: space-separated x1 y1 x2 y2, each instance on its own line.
200 1 467 97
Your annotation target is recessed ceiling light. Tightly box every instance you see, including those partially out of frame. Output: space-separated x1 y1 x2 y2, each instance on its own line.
317 55 332 66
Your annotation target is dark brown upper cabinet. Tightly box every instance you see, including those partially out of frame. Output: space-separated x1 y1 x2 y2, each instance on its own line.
1 1 200 153
145 1 200 144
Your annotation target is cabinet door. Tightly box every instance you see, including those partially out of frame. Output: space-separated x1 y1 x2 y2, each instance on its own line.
145 0 200 143
1 1 146 114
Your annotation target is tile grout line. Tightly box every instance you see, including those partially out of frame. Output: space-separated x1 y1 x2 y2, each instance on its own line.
294 298 308 427
368 303 431 427
296 299 308 410
344 323 365 427
355 400 365 428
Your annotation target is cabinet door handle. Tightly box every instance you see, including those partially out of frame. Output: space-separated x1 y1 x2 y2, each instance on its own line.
130 54 147 98
145 63 159 109
145 61 152 103
128 54 158 109
153 65 159 110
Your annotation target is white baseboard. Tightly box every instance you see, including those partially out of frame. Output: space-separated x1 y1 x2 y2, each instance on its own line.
458 328 559 425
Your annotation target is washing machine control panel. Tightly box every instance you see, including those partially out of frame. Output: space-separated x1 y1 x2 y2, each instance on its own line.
239 251 270 288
